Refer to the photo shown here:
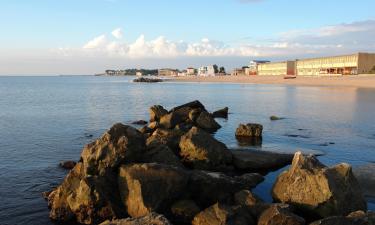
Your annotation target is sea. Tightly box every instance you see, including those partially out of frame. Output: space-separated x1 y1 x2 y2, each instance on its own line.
0 75 374 225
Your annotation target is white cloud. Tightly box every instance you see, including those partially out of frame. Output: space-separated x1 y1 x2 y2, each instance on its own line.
111 28 123 39
83 34 107 49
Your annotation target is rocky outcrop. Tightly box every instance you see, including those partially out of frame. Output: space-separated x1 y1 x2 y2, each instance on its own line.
234 190 262 207
81 123 146 176
272 152 367 218
270 115 284 121
100 213 172 225
118 163 189 218
59 160 76 170
149 105 168 122
171 199 201 223
141 145 183 168
257 204 305 225
179 127 232 170
195 111 222 132
131 120 147 125
212 107 229 119
232 150 293 173
133 77 163 83
159 111 185 129
146 128 184 153
309 210 375 225
236 123 263 137
169 100 207 113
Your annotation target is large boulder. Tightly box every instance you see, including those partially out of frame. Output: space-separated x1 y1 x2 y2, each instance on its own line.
179 127 232 170
232 150 293 173
195 111 222 132
234 190 263 207
212 107 229 119
353 163 375 198
141 145 183 168
309 210 375 225
149 105 168 122
146 128 184 153
188 170 264 207
48 163 124 224
257 204 305 225
235 123 263 137
118 163 189 218
100 212 172 225
272 152 367 218
169 100 207 113
171 199 201 223
159 111 185 129
81 123 146 176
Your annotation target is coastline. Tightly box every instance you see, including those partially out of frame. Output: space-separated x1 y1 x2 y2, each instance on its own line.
168 74 375 89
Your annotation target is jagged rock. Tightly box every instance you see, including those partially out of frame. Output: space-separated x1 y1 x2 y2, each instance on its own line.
171 199 201 223
309 210 375 225
234 190 263 207
257 204 305 225
59 160 76 170
100 212 172 225
353 163 375 198
159 111 185 129
148 121 159 130
48 163 124 224
195 111 221 132
131 120 148 125
232 150 293 173
146 128 184 153
81 123 146 176
179 127 232 170
235 123 263 137
192 203 255 225
188 170 264 207
169 100 207 113
175 122 194 133
212 107 229 119
272 152 367 218
149 105 168 122
141 145 183 167
189 108 202 122
118 163 189 218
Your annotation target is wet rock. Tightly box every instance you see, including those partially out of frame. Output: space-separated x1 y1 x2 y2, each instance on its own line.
192 203 255 225
131 120 148 125
159 111 185 129
146 128 184 153
309 210 375 225
234 190 263 207
100 212 172 225
232 150 293 173
270 115 284 121
212 107 229 119
118 163 189 218
195 111 222 132
133 77 163 83
188 170 264 207
59 160 76 170
171 199 201 223
272 152 367 218
236 137 263 147
81 123 146 176
169 100 207 113
179 127 232 170
149 105 168 122
141 145 183 168
48 163 124 224
235 123 263 137
353 163 375 198
257 204 305 225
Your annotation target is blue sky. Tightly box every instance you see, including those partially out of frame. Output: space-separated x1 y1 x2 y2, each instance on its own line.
0 0 375 74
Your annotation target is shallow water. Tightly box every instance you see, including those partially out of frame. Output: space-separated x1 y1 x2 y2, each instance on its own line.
0 76 374 225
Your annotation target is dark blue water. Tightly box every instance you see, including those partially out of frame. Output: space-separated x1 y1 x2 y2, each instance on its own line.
1 76 375 225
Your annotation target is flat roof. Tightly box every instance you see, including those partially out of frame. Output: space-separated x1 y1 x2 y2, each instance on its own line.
295 52 375 61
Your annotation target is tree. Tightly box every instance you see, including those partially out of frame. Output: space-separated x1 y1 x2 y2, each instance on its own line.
213 64 219 74
219 67 226 74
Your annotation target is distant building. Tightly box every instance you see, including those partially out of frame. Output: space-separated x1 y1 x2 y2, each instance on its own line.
296 52 375 76
186 67 196 76
136 71 143 76
231 68 246 76
178 70 187 76
257 61 296 76
198 66 216 76
158 69 178 76
247 60 270 75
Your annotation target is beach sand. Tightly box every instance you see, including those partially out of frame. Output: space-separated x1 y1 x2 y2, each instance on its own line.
169 75 375 89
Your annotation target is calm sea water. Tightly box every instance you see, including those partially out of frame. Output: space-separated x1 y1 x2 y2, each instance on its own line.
0 76 375 225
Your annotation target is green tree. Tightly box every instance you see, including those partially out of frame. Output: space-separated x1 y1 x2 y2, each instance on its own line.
219 67 226 74
213 64 219 74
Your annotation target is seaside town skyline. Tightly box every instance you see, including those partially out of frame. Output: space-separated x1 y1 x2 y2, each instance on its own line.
0 0 375 75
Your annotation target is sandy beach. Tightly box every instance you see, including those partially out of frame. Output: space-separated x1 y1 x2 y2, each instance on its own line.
169 75 375 89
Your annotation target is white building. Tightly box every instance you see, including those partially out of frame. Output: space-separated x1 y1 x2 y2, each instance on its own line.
198 65 216 76
186 68 196 76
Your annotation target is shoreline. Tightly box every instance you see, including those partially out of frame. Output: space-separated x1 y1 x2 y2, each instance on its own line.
167 75 375 89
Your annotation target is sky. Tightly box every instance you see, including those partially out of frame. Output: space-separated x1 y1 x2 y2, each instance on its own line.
0 0 375 75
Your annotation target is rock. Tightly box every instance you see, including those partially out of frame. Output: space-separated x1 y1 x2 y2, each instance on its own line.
133 77 163 83
272 152 367 218
212 107 229 119
131 120 148 125
175 122 194 133
118 163 189 218
192 203 255 225
232 150 293 173
195 111 222 132
188 170 264 207
257 204 305 225
234 190 262 207
48 163 124 224
59 160 76 170
141 145 183 167
179 127 232 170
100 212 172 225
159 111 185 129
169 100 207 113
235 123 263 137
236 137 263 147
270 115 284 121
149 105 168 122
171 199 201 223
353 163 375 198
309 210 375 225
189 108 202 122
42 190 54 200
146 128 184 153
81 123 146 176
148 121 159 130
139 126 153 134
